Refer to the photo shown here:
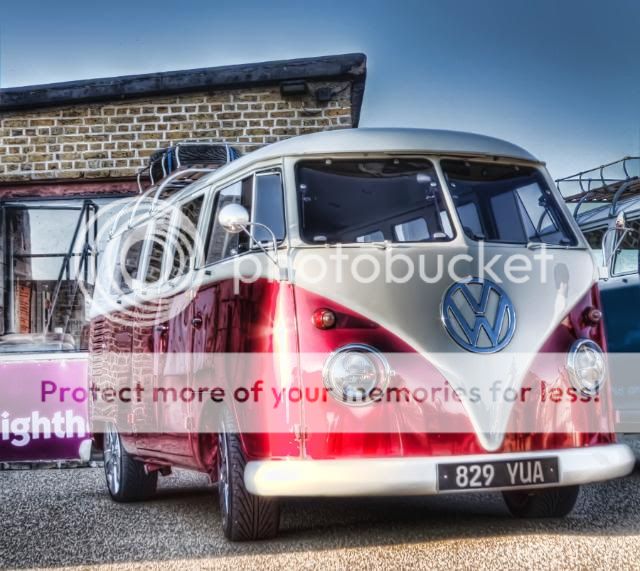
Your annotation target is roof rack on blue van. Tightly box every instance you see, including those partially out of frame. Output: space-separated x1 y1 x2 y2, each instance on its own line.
557 156 640 219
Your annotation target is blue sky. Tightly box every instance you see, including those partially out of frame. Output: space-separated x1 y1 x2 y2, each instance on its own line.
1 0 638 178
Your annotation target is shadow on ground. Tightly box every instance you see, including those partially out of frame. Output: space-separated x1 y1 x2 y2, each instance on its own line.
1 452 640 569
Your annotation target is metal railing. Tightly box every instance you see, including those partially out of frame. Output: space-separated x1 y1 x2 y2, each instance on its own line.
45 200 99 335
556 156 640 219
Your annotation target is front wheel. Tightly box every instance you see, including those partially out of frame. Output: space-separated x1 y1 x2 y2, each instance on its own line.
503 485 580 518
217 426 280 541
103 423 157 502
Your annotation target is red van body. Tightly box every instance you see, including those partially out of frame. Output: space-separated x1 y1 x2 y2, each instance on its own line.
90 129 635 540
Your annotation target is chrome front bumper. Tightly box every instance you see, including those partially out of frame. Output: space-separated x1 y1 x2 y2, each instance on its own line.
245 444 635 497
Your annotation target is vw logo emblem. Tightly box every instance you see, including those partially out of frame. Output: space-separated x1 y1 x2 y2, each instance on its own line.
441 278 516 353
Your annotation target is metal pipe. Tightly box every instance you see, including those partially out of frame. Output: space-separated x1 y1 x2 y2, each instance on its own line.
609 179 639 217
3 205 16 334
556 156 640 183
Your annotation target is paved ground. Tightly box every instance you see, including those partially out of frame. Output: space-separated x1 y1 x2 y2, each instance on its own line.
2 442 640 570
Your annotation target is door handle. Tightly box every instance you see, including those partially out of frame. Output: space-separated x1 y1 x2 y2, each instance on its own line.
191 316 203 329
154 324 169 334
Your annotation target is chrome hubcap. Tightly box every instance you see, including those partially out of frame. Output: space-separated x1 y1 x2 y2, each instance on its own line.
104 424 122 495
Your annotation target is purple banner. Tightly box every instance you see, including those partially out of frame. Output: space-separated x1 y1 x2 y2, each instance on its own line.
0 354 91 462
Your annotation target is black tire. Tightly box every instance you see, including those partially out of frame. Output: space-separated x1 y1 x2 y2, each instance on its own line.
103 423 157 502
503 485 580 518
218 419 280 541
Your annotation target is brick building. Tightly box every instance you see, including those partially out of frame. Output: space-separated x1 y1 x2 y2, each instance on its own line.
0 53 366 344
0 53 366 197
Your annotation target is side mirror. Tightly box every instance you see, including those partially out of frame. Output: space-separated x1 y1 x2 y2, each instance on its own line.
601 211 638 278
218 203 249 234
216 203 286 278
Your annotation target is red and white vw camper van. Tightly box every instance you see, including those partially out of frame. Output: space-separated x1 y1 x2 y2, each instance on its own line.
89 129 634 540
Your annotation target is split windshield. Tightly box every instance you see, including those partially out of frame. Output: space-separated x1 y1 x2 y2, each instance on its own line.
296 159 454 244
441 159 576 246
296 157 576 247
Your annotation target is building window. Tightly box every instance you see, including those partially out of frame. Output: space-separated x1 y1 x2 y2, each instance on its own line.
0 198 116 353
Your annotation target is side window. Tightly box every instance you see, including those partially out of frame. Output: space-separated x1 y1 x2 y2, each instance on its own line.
394 217 429 241
514 183 564 243
253 172 285 243
145 213 171 284
489 193 526 243
356 230 384 243
583 222 640 276
583 227 606 267
612 218 640 275
168 195 205 279
457 202 484 239
117 225 147 294
205 178 252 265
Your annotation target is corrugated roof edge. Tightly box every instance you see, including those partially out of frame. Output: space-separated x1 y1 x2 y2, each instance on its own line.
0 53 367 127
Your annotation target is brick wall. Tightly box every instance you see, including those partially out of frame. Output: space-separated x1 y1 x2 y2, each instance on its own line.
17 284 31 333
0 81 353 184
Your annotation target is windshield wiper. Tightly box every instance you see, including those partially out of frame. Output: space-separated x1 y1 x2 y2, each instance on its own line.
526 241 573 250
351 241 412 249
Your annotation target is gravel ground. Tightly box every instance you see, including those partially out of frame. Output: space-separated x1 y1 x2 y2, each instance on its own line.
2 439 640 570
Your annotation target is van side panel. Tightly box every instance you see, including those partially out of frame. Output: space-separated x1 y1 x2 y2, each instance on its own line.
190 277 302 464
90 276 303 470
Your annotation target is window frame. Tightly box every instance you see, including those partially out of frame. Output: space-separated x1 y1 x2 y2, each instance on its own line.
294 157 456 246
611 216 640 277
161 190 208 285
142 210 174 286
114 222 150 296
612 247 640 277
202 168 286 269
393 216 431 242
441 158 578 247
0 200 97 350
584 220 640 278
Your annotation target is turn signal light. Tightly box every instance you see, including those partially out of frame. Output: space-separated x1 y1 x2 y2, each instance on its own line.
312 308 337 330
584 307 602 325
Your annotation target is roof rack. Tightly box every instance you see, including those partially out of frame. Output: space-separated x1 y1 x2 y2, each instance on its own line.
109 168 222 238
556 156 640 219
136 141 241 193
109 141 244 237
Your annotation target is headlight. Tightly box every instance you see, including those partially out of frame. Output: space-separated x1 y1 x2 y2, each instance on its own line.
567 339 606 396
323 344 390 406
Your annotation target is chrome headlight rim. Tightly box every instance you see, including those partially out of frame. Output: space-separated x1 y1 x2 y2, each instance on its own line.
322 343 391 407
567 338 607 397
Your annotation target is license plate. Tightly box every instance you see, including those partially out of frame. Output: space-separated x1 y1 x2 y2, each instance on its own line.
437 457 559 491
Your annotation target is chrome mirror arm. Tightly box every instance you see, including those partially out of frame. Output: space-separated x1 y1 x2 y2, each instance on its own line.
217 203 286 279
239 222 278 264
238 222 287 280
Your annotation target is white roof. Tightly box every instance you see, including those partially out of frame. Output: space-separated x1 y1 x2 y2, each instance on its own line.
165 128 541 206
223 128 539 173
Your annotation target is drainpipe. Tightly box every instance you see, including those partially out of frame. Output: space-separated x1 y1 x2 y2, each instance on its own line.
2 206 15 334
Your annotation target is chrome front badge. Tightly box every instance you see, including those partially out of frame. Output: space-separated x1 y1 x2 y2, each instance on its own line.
441 278 516 353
